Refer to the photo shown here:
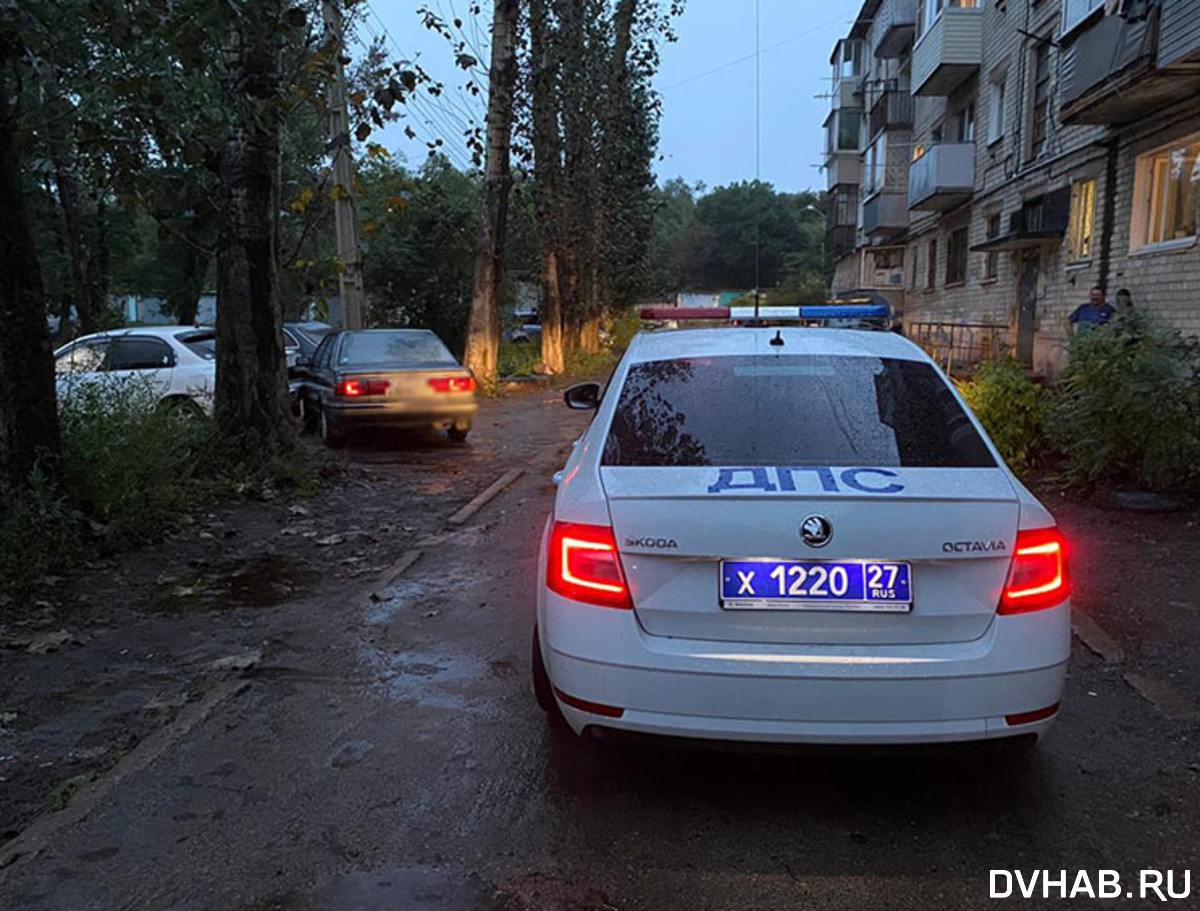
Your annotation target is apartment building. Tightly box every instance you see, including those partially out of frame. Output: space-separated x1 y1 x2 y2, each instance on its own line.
823 0 1200 375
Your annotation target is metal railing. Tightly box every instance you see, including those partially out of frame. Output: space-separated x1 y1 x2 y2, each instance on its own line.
908 321 1012 375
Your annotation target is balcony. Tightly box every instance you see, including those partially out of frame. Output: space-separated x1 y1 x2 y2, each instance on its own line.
908 143 975 211
870 89 914 138
875 0 918 59
831 76 863 110
862 191 908 238
824 152 862 189
1060 4 1200 125
912 5 983 97
826 225 858 262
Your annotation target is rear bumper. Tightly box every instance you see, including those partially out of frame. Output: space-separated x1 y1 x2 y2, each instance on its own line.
326 399 477 429
540 592 1071 745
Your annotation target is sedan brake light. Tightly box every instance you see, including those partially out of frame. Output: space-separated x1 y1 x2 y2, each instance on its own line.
998 527 1069 614
336 378 390 397
428 376 477 393
547 521 632 609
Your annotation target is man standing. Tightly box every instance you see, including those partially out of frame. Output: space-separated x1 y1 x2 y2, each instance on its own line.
1069 285 1116 332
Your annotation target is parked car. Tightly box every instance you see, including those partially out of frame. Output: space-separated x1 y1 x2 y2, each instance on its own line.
533 324 1070 750
295 329 478 445
54 327 217 414
283 321 335 372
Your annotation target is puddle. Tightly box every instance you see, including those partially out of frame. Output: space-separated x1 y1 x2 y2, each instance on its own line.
367 649 488 711
153 556 320 613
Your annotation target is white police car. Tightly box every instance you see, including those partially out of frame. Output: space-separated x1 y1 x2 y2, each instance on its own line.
532 315 1070 747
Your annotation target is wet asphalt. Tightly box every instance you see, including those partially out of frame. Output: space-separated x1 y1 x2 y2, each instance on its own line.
1 387 1198 911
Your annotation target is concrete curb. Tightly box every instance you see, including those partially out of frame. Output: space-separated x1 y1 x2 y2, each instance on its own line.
1072 610 1126 665
0 679 250 878
447 467 526 526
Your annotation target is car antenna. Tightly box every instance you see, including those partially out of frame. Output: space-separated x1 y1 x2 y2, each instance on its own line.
770 329 784 347
753 0 761 325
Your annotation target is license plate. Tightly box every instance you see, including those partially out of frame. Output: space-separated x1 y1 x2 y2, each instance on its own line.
720 560 913 612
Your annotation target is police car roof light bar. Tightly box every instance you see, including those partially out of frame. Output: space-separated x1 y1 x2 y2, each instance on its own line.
638 304 890 322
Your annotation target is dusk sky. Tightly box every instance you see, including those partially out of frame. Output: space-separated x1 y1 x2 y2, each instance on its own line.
366 0 863 193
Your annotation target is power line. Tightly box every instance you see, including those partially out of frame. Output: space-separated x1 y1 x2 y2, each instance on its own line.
355 11 477 169
660 14 848 92
362 0 486 128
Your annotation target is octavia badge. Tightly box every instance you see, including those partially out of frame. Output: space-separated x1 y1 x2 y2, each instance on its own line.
800 515 833 548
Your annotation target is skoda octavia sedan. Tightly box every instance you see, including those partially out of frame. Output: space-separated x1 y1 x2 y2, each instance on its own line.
532 326 1070 747
296 329 478 445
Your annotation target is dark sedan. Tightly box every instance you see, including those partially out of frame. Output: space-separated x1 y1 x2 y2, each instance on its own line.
296 329 478 446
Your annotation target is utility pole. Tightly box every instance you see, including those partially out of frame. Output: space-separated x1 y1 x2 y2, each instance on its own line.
322 0 365 330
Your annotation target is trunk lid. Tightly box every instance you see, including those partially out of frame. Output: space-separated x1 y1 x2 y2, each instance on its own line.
602 466 1018 645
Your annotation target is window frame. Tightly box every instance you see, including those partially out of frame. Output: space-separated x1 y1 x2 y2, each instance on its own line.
926 238 938 291
946 226 969 286
1060 0 1105 40
987 77 1006 145
984 214 1001 280
1130 134 1200 253
1067 178 1097 264
1028 42 1052 161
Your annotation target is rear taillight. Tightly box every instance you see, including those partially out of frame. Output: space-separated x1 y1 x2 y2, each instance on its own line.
547 521 632 609
428 376 477 393
336 378 390 397
999 527 1069 614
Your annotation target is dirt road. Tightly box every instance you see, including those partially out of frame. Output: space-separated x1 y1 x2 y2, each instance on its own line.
2 385 1199 910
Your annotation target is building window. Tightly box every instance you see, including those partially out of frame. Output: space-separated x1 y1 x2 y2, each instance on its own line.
987 79 1006 144
926 238 938 290
1029 43 1052 160
1132 136 1200 250
910 246 920 290
984 214 1001 279
1067 179 1097 263
866 135 888 195
837 110 863 151
1061 0 1105 39
946 227 969 285
956 101 976 144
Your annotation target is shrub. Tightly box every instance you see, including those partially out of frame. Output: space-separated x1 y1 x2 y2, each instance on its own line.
1051 312 1200 491
1 380 314 592
497 340 542 378
957 357 1048 473
56 380 221 543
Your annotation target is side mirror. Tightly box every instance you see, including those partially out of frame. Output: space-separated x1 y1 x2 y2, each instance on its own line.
295 355 311 369
563 382 601 411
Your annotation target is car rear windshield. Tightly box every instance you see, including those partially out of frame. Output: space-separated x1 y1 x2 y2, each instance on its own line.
602 355 995 468
178 332 216 360
338 331 456 367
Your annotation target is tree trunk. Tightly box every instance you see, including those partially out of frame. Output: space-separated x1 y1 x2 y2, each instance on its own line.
558 0 589 357
529 0 564 374
463 0 521 384
0 70 60 489
171 226 207 326
42 74 107 334
214 4 293 455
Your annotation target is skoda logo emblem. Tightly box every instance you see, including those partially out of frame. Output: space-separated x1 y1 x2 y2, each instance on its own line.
800 515 833 548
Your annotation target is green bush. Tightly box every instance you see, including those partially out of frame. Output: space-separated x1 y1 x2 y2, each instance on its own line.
1 381 314 592
56 380 221 542
497 340 542 378
1051 312 1200 491
957 357 1048 473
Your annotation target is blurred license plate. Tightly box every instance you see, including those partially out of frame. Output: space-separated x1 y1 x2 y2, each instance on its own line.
720 560 912 612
